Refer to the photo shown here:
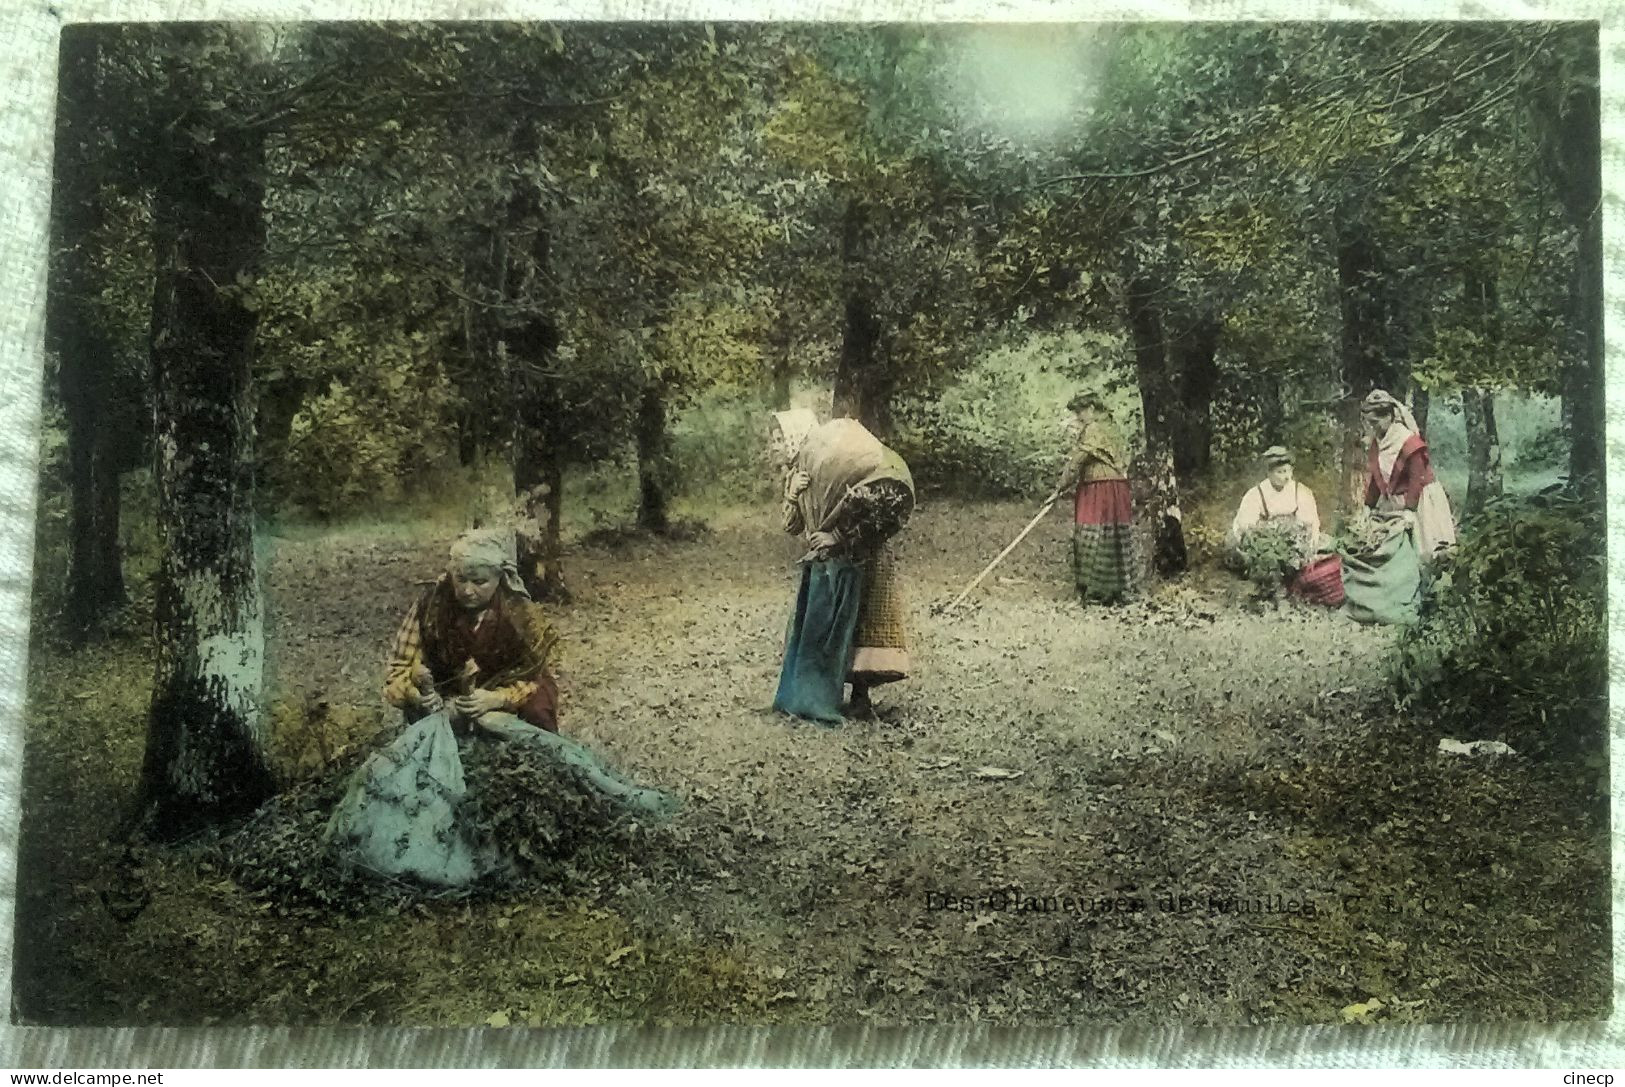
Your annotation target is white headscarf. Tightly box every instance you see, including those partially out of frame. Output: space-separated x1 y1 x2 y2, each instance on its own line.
448 528 528 596
1363 389 1419 481
771 409 819 456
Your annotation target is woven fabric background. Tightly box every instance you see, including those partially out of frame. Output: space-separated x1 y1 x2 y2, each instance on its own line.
0 0 1621 1067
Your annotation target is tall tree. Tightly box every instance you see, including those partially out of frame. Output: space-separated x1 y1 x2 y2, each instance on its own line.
47 30 144 641
1532 26 1602 490
131 25 278 836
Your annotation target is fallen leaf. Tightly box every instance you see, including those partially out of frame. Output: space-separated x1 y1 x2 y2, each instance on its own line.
485 1010 510 1028
974 766 1023 781
1340 998 1384 1023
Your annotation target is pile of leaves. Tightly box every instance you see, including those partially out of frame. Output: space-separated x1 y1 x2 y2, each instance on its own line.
1393 487 1606 757
212 731 656 913
210 762 421 914
457 736 649 878
1336 507 1391 557
1235 519 1312 593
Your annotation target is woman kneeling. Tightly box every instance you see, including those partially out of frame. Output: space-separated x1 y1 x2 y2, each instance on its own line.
383 528 561 733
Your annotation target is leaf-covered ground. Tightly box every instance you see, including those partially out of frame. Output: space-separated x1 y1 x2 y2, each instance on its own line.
12 500 1610 1027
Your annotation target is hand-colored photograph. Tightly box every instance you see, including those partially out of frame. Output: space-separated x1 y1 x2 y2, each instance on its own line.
13 20 1608 1027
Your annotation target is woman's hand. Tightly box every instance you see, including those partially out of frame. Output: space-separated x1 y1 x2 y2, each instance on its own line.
411 681 445 714
452 689 507 719
786 470 811 500
806 530 838 556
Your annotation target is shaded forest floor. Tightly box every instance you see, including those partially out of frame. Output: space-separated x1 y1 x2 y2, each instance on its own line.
12 499 1611 1027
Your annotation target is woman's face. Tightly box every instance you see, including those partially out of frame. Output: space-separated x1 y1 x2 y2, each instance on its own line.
451 564 501 611
1362 409 1392 438
1267 463 1294 489
767 426 796 471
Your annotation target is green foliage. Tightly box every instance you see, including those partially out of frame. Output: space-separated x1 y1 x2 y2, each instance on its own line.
1393 489 1606 757
894 332 1137 498
667 389 779 505
279 374 457 520
1235 520 1312 594
1335 508 1392 559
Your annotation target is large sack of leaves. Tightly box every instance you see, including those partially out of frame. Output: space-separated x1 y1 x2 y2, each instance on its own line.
1341 529 1420 625
324 712 676 888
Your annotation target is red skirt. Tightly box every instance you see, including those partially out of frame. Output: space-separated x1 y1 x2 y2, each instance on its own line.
1289 554 1345 607
1075 479 1133 526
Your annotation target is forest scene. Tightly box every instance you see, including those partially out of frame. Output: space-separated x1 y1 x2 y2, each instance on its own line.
12 21 1610 1028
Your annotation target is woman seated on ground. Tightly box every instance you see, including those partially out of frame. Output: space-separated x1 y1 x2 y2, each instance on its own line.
1226 446 1343 607
1055 392 1139 605
771 408 916 724
1228 446 1320 552
383 528 561 733
1342 389 1457 625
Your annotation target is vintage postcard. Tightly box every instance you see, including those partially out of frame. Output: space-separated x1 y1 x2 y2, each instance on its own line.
10 19 1609 1032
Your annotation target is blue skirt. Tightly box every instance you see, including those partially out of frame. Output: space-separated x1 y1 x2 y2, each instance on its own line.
774 559 864 724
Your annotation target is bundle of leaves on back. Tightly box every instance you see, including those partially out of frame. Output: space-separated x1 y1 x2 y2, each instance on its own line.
1393 488 1605 758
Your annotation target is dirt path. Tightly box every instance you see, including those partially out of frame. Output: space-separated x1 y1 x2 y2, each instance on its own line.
16 499 1607 1027
266 501 1409 1023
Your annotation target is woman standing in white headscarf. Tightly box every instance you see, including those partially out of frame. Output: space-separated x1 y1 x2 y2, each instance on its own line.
770 409 915 723
383 528 562 732
1360 389 1457 559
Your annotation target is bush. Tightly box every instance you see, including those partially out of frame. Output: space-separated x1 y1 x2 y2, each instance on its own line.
894 332 1137 499
1393 488 1606 758
1235 519 1311 595
669 389 779 506
278 376 457 520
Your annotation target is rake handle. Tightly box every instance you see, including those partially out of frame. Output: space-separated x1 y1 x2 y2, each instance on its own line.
940 489 1063 614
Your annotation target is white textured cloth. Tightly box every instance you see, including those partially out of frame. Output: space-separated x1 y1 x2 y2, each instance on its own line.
0 0 1622 1070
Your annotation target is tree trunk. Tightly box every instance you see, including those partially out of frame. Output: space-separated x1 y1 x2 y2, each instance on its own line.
1171 313 1221 480
137 112 276 839
1532 37 1602 492
49 29 127 642
474 116 571 601
1413 386 1431 437
1564 206 1603 488
1125 276 1187 580
536 450 570 602
832 197 892 436
1335 218 1404 513
635 380 674 534
57 328 129 640
1259 373 1286 446
457 407 481 467
1462 388 1503 517
1460 265 1503 517
770 294 794 410
511 429 562 602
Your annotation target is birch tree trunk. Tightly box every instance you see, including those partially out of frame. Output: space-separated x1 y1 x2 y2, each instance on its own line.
137 112 275 838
